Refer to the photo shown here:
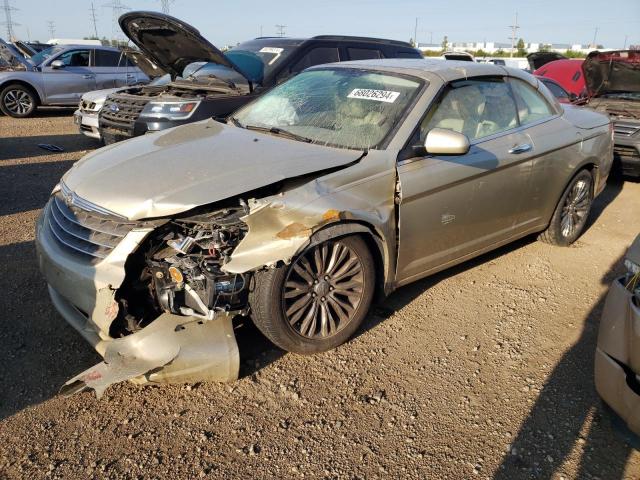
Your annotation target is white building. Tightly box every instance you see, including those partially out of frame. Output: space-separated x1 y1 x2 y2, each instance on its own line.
418 41 607 55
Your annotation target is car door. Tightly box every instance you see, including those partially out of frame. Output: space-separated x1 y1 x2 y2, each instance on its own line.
41 48 95 104
396 77 535 283
507 77 577 224
93 49 130 89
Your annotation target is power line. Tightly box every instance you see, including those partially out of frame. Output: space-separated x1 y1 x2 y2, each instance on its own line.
103 0 129 44
1 0 19 41
158 0 173 14
275 24 286 37
90 2 99 38
508 11 520 58
47 20 55 39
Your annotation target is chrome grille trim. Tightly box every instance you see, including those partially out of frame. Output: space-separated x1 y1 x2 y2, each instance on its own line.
44 192 138 261
613 122 640 137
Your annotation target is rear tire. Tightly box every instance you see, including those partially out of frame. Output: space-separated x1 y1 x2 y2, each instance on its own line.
0 84 38 118
249 235 375 354
538 169 593 246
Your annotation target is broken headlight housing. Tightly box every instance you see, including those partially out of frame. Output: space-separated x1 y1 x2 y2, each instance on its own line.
140 100 200 120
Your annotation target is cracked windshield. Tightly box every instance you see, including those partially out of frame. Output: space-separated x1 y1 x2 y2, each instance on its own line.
233 68 421 149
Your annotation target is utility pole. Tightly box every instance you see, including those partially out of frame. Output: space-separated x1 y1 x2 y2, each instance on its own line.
47 20 55 39
259 25 263 37
623 34 628 49
1 0 19 41
413 17 418 47
103 0 130 45
508 11 520 58
90 2 99 38
158 0 173 14
591 27 599 48
275 24 286 37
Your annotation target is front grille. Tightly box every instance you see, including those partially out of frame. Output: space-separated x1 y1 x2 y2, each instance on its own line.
614 144 640 160
99 95 148 134
613 121 640 137
45 191 136 261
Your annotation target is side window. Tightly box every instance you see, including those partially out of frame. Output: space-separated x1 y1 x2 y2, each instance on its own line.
510 78 555 125
420 79 518 142
542 80 568 100
290 47 340 73
56 49 90 67
347 48 382 60
94 49 121 67
396 50 421 59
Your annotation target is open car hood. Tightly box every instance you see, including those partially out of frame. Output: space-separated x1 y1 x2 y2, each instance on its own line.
527 52 567 71
0 38 32 70
119 11 247 81
583 50 640 97
121 48 166 79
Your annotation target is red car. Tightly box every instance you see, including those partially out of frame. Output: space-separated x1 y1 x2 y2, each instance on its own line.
534 59 586 98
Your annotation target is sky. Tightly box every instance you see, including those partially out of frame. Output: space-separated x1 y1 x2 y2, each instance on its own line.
4 0 640 49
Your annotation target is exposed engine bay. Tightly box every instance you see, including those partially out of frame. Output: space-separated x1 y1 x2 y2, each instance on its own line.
587 95 640 120
112 202 250 338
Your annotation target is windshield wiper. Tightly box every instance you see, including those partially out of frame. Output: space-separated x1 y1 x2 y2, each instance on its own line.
242 124 313 143
228 116 243 128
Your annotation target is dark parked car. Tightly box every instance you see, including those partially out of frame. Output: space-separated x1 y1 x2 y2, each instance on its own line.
98 11 422 144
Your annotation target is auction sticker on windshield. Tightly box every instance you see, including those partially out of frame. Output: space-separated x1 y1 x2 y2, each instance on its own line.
347 89 400 103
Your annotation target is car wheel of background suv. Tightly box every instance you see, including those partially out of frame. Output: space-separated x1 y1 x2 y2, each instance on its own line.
539 169 594 246
249 235 375 354
0 84 38 118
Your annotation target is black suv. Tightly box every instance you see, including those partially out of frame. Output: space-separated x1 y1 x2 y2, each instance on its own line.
99 11 422 144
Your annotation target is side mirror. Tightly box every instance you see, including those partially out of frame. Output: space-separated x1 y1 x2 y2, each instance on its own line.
568 93 578 102
50 60 64 69
423 128 470 155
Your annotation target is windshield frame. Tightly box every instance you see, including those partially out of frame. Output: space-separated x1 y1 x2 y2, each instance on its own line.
231 66 426 151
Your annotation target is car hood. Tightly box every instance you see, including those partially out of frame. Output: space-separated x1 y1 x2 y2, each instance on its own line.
119 11 246 82
583 50 640 97
62 119 364 220
81 87 122 104
0 37 32 70
527 52 567 71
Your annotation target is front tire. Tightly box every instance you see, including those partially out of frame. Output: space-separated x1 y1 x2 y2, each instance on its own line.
538 169 594 246
249 235 375 354
0 84 37 118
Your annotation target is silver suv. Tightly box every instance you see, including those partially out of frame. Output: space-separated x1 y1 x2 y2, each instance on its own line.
0 39 148 117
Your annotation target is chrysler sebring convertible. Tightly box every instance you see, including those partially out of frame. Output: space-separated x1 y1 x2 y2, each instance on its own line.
35 59 613 395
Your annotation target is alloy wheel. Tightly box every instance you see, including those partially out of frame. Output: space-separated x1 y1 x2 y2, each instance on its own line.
560 177 592 238
3 89 33 116
282 240 366 339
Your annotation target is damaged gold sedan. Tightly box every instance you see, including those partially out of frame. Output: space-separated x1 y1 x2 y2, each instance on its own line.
36 59 613 396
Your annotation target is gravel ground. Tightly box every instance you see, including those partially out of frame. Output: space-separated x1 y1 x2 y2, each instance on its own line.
1 111 639 479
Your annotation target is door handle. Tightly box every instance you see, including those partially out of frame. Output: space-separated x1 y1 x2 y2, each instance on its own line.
508 143 532 154
82 74 95 79
126 74 135 78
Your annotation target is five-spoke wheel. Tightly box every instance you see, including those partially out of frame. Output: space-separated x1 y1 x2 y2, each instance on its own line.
0 84 37 118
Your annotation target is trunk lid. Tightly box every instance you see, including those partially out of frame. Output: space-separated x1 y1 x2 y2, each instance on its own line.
527 52 566 71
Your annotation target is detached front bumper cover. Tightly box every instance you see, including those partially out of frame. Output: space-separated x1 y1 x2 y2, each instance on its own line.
61 312 239 398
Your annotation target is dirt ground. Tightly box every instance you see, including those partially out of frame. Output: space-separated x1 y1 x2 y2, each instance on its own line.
0 110 639 479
